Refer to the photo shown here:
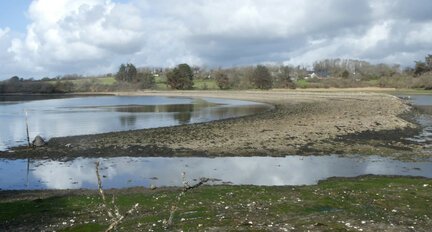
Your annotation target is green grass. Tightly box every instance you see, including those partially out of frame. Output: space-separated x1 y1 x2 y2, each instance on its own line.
193 79 219 90
61 224 105 232
295 79 309 88
1 176 431 231
153 75 170 90
46 77 116 86
153 76 219 90
364 79 380 86
95 77 116 85
43 75 220 91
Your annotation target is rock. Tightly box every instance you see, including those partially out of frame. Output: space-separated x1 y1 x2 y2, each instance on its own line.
32 135 46 147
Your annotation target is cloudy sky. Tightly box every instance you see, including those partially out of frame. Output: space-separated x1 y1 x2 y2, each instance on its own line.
0 0 431 79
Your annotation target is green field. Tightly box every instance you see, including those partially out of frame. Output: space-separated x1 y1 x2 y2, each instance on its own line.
47 76 219 91
46 77 116 85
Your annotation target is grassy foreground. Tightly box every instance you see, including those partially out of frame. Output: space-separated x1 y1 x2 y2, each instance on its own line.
1 176 431 231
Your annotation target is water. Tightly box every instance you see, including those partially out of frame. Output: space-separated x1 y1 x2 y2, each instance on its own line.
0 96 270 151
1 94 431 190
399 94 432 148
1 155 431 190
401 95 432 106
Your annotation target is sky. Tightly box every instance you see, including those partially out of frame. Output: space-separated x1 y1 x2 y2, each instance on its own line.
0 0 431 79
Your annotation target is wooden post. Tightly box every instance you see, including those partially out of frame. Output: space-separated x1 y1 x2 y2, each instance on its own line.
25 111 31 147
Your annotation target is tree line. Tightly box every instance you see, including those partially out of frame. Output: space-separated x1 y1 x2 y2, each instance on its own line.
113 55 431 90
1 55 431 93
114 63 284 90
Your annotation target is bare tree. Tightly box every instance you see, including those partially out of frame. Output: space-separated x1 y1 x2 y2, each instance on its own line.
214 70 231 89
251 65 272 89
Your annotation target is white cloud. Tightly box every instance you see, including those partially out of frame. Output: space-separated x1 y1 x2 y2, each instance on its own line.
0 27 9 38
9 0 125 74
0 27 23 78
405 21 432 46
1 0 432 79
27 156 430 189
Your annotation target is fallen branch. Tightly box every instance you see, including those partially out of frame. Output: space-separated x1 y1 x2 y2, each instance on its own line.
105 203 139 232
165 172 211 228
184 177 210 192
95 161 114 219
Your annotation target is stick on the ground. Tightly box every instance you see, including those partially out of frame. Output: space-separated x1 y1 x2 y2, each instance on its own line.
95 161 114 219
184 177 210 192
105 203 139 232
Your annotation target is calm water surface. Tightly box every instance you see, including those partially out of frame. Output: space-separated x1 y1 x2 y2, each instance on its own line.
1 155 432 190
400 94 432 148
402 94 432 106
1 94 431 190
0 96 270 151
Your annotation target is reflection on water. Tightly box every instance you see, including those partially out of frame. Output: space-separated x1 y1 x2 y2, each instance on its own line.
1 155 431 190
399 95 432 148
402 95 432 106
0 94 77 103
0 96 270 150
120 115 137 127
72 98 219 113
407 113 432 149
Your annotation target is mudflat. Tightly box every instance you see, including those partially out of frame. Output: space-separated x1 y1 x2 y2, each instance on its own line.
1 90 425 159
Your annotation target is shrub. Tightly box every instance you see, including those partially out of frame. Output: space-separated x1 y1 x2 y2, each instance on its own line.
137 72 156 89
214 70 231 90
166 64 194 90
251 65 272 89
274 66 296 89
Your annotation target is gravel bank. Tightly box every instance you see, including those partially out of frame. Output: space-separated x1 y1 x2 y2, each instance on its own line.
1 90 425 159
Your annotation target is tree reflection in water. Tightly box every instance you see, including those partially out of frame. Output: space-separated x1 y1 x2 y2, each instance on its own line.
119 115 137 126
115 104 197 125
0 96 271 150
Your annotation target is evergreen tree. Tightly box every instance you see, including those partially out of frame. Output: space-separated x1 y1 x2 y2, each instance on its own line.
167 64 194 89
115 63 137 82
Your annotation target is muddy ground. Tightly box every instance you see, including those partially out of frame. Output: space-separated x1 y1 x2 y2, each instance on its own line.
1 90 428 160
